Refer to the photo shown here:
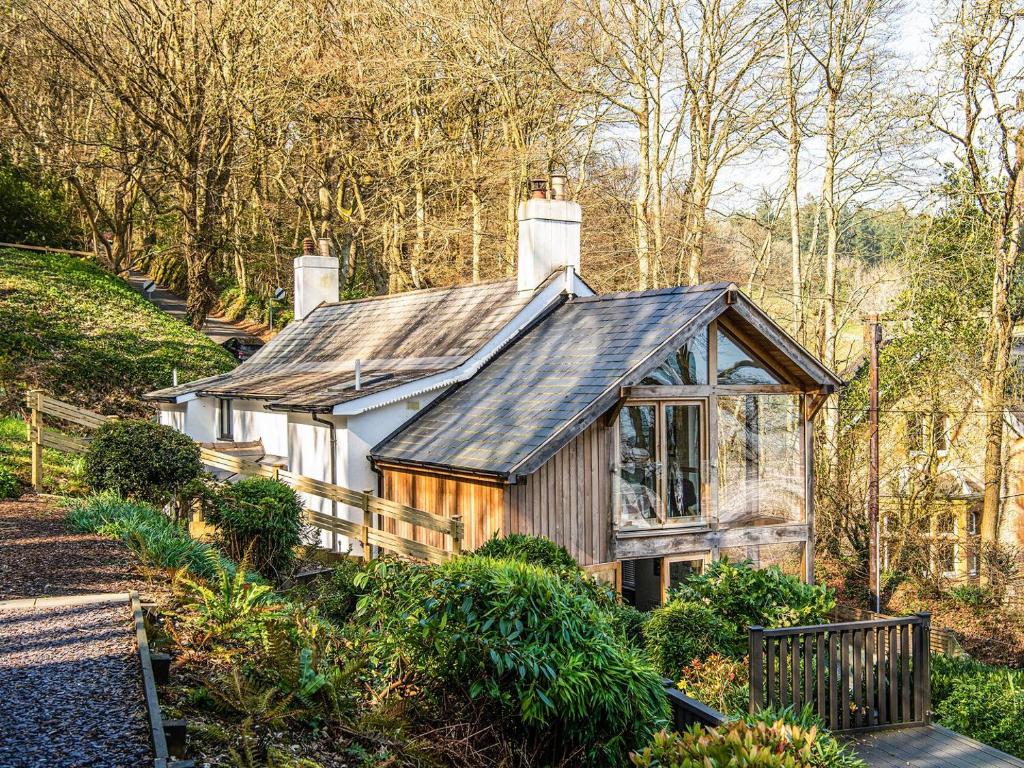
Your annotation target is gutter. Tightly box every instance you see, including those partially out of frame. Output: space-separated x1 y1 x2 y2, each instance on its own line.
310 412 339 552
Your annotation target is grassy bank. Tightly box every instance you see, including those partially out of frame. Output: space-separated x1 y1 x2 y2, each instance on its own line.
0 247 235 416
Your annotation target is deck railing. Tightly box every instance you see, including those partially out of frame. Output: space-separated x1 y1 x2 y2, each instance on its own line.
748 613 931 733
25 390 463 562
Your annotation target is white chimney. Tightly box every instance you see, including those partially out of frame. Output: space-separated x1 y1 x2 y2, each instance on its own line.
294 237 339 320
517 178 581 293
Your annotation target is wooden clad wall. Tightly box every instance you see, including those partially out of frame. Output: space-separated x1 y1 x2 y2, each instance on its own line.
507 420 613 565
380 465 505 551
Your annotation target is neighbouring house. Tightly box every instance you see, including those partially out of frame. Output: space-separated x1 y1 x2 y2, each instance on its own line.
842 354 1024 589
146 180 841 609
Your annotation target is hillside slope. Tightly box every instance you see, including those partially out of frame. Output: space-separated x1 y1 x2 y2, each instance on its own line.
0 248 236 416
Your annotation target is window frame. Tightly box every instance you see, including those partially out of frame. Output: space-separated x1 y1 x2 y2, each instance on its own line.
615 398 709 530
217 398 233 441
661 551 712 603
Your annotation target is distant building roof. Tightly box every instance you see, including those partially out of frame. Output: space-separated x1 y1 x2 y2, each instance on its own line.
146 277 545 410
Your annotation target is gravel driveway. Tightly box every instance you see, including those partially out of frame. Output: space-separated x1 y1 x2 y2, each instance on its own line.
0 598 153 767
0 495 151 600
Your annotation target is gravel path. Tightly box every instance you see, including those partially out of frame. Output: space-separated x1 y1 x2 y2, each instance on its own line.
0 496 151 600
0 598 152 767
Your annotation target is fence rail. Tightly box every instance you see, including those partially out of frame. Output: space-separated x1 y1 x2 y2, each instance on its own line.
26 390 462 562
748 613 931 733
832 605 966 657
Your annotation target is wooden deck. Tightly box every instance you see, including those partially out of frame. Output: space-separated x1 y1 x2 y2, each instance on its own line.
849 725 1024 767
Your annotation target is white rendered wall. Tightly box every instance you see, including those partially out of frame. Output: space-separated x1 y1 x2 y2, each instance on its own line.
158 404 186 432
183 397 217 443
231 400 288 456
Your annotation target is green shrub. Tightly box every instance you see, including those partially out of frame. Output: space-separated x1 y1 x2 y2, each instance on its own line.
84 420 201 504
677 654 749 715
930 654 1024 758
473 532 579 571
630 721 819 768
741 706 866 768
376 556 668 766
643 599 737 675
947 583 994 607
0 463 19 499
607 600 648 647
208 478 304 579
672 557 835 634
312 557 364 625
65 492 234 579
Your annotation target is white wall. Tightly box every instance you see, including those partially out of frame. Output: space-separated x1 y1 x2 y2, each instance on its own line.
183 397 217 443
157 403 186 432
232 400 288 456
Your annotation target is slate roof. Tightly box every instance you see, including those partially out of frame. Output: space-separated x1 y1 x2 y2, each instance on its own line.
146 278 538 410
371 283 733 477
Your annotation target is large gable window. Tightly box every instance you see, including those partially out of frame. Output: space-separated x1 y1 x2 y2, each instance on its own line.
616 401 705 528
642 328 709 385
716 327 781 385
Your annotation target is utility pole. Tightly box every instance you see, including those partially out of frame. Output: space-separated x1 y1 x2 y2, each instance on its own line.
867 314 882 612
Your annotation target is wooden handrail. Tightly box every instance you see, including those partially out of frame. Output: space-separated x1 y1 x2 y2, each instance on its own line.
27 390 462 561
0 241 97 258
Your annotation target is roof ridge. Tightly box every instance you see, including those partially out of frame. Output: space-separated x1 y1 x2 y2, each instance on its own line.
570 281 732 303
316 277 516 310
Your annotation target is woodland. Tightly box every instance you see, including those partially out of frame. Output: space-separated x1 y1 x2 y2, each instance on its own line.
3 0 1024 653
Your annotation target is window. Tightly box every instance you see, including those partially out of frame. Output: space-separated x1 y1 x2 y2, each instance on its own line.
217 398 233 440
906 412 924 453
716 327 782 385
642 328 709 385
967 508 981 575
717 394 803 524
931 412 949 452
663 554 709 600
616 401 705 527
617 404 658 522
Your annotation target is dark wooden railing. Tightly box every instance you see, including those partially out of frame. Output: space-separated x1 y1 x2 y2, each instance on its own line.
749 613 931 733
661 678 726 731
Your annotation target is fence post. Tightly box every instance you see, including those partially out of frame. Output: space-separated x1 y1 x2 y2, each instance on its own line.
916 612 932 724
361 489 373 563
749 626 765 714
450 514 463 557
27 390 43 492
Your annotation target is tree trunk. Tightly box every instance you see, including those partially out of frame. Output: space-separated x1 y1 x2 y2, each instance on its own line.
784 19 803 339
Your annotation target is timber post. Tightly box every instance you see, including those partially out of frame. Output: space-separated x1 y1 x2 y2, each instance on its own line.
361 489 373 563
748 626 765 714
450 513 463 556
915 612 932 723
27 389 43 491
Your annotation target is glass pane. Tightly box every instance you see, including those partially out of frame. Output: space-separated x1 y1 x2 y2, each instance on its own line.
667 557 704 593
717 394 803 525
716 328 781 385
617 404 659 524
665 404 701 518
642 328 709 385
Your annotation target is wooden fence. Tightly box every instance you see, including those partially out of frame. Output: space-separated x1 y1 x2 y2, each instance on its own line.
833 604 967 657
748 613 932 733
26 390 463 563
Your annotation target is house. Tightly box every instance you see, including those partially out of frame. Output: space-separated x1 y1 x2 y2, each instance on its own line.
842 359 1024 586
146 180 841 608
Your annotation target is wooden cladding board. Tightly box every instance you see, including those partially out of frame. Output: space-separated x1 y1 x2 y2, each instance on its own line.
381 466 505 552
507 419 613 566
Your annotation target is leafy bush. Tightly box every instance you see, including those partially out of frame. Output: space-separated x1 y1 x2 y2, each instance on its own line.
473 532 579 572
930 654 1024 758
0 155 79 245
208 478 304 579
741 706 866 768
606 600 648 647
672 557 835 634
643 599 737 675
947 583 994 607
65 492 233 579
367 555 668 766
677 654 749 715
311 557 364 625
0 462 19 499
630 721 819 768
84 420 201 504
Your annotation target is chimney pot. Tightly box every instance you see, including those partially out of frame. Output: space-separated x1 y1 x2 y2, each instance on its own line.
550 174 567 201
317 237 332 258
302 237 315 256
529 178 547 200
